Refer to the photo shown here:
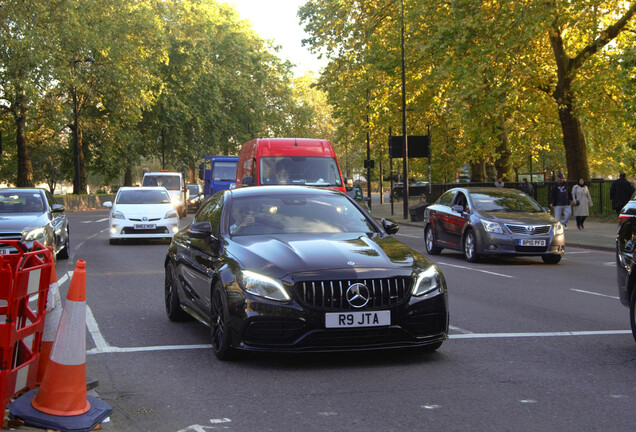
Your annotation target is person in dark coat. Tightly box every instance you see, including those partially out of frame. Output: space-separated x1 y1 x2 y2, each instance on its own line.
549 173 571 229
520 178 533 196
610 173 635 215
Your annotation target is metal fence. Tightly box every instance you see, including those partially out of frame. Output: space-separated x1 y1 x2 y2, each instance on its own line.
390 180 617 216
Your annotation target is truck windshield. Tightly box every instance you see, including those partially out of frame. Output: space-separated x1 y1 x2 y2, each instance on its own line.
212 161 238 182
259 157 342 187
142 175 180 190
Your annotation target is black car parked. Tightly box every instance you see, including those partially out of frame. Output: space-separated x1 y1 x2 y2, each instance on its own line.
165 186 449 360
616 217 636 342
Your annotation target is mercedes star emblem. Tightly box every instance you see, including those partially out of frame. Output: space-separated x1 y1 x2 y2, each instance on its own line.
346 283 370 308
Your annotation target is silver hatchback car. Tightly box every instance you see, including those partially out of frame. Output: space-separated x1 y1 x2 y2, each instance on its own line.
424 187 565 264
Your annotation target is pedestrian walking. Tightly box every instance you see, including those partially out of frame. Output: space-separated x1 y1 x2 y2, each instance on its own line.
610 172 635 215
550 173 571 229
520 178 533 196
494 177 504 188
571 178 593 230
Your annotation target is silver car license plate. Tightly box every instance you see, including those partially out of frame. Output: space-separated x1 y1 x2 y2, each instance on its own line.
134 224 156 230
518 239 546 246
325 310 390 328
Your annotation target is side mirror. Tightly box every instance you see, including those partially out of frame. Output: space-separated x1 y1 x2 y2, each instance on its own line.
345 178 354 191
51 203 65 213
103 201 113 208
188 221 213 238
198 162 205 180
381 218 399 235
242 176 254 186
451 205 464 213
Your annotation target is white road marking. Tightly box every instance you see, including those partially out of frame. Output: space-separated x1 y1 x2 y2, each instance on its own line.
87 344 212 354
80 221 93 224
396 233 421 238
86 304 110 351
571 289 619 300
520 400 537 404
421 405 442 410
566 251 590 255
96 218 108 223
437 262 514 278
80 218 108 224
450 330 630 339
605 262 616 266
449 325 473 334
28 270 72 304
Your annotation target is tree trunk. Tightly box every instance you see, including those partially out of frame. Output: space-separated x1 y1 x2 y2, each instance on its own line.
556 101 589 181
124 165 133 186
15 99 33 187
494 115 512 180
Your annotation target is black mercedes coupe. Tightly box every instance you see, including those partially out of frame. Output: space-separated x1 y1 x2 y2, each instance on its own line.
165 186 448 360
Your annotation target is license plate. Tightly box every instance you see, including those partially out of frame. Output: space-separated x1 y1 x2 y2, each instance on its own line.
134 224 156 230
518 239 546 247
325 310 390 328
0 248 14 255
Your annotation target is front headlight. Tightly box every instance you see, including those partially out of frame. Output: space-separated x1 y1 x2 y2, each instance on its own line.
111 210 125 220
22 226 47 242
553 221 564 235
171 197 182 206
165 210 178 219
240 270 291 301
481 219 503 233
412 265 445 298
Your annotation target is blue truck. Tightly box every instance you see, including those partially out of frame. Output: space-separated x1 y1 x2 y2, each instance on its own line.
198 156 239 197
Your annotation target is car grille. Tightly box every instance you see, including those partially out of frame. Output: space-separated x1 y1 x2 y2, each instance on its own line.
0 233 21 241
121 227 169 234
505 224 551 235
294 277 411 311
129 218 161 222
514 245 549 253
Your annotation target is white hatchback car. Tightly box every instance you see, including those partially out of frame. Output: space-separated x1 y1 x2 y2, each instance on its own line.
104 187 179 244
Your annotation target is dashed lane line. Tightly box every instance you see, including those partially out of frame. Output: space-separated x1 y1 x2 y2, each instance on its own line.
571 289 619 300
437 261 514 278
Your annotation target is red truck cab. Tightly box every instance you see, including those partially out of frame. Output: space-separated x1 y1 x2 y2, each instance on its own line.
235 138 347 194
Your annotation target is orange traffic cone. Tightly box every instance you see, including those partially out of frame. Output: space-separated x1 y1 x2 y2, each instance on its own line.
9 260 111 432
31 260 89 416
36 253 62 385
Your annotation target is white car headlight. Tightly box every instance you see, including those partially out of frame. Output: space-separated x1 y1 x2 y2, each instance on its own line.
165 210 178 219
22 226 47 242
553 222 564 235
171 197 182 206
240 270 291 302
111 210 125 220
412 266 445 298
481 219 503 233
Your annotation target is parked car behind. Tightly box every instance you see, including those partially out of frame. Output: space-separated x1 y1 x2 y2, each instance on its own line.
0 188 70 259
165 186 449 360
186 184 202 213
424 187 565 263
104 187 179 244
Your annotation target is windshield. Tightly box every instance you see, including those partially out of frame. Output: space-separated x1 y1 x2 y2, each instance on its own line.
187 185 200 195
471 191 543 212
116 189 171 205
212 161 238 182
0 192 44 213
259 157 342 187
228 194 375 236
142 175 180 190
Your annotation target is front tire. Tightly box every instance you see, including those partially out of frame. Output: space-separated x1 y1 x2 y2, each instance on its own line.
463 229 480 263
57 227 70 260
425 225 442 255
541 254 562 264
211 282 234 360
165 263 190 322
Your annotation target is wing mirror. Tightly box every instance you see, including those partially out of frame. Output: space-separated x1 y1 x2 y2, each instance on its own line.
103 201 113 208
451 205 465 213
381 218 399 235
51 204 65 213
242 176 254 186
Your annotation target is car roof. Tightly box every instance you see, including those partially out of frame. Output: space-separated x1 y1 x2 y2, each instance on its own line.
447 187 524 195
0 188 45 195
228 185 344 199
119 186 168 192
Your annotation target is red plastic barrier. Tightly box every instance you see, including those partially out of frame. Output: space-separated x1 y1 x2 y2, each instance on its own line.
0 241 52 417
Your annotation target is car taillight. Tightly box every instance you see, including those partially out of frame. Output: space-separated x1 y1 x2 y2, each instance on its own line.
618 215 631 227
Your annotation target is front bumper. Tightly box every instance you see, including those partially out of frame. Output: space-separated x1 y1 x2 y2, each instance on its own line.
475 230 565 257
109 219 179 239
226 289 449 353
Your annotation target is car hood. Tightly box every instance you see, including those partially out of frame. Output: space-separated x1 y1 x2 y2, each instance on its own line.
114 204 174 218
227 232 429 279
479 211 556 224
0 213 48 231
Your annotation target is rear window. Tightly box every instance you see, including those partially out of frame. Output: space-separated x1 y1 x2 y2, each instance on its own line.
116 189 171 205
142 175 180 190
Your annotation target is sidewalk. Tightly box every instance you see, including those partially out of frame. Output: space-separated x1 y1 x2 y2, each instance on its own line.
368 201 618 252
